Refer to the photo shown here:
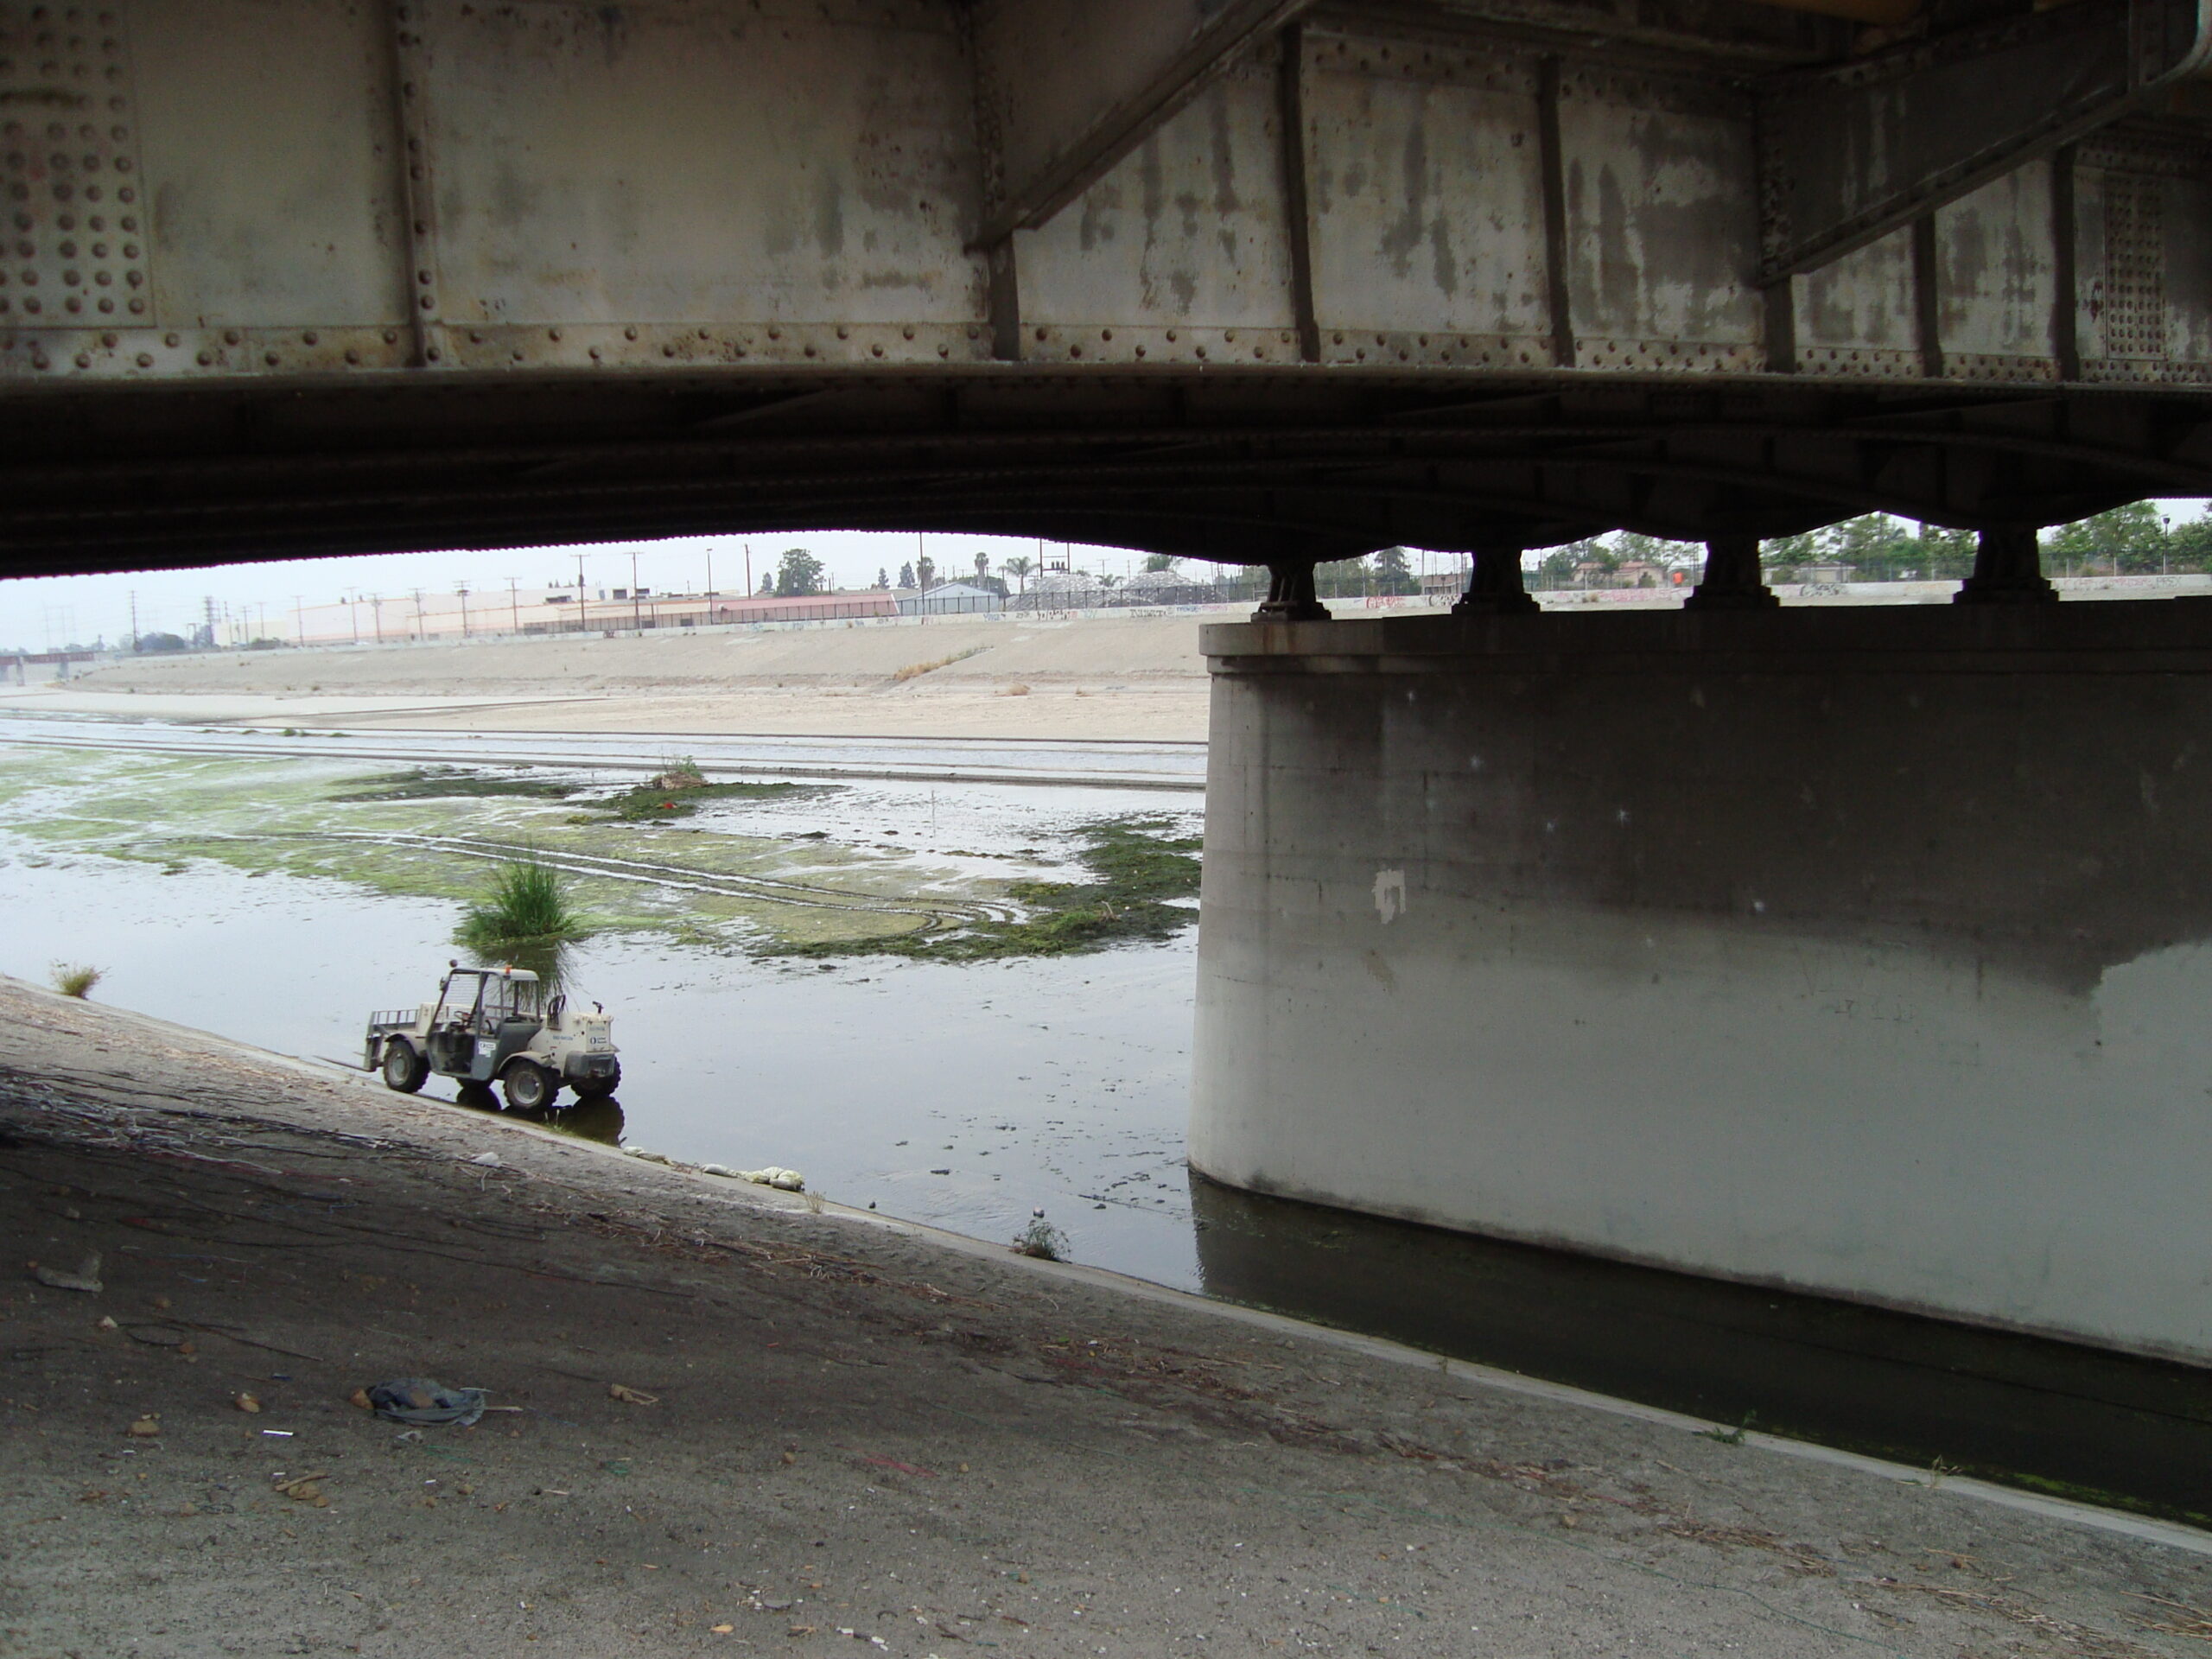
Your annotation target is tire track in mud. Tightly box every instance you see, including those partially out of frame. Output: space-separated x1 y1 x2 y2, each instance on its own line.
178 829 1024 934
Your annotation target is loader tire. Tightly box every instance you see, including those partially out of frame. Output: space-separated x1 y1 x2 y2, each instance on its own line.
500 1058 556 1113
381 1040 428 1094
571 1064 621 1100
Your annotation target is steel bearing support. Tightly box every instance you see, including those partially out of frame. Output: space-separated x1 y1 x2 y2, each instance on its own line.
1955 528 2060 605
1683 535 1780 612
1452 543 1540 616
1255 560 1331 622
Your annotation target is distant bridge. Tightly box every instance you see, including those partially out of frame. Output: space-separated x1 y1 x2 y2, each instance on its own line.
3 0 2212 577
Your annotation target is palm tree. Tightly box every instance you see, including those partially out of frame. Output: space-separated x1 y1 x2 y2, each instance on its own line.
1005 555 1033 594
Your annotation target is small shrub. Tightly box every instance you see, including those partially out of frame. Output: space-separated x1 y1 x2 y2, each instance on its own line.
455 855 587 956
891 645 988 683
50 963 101 999
1003 683 1031 697
647 753 707 791
1012 1211 1068 1262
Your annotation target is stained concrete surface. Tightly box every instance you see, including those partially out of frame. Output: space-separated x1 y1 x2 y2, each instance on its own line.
2 976 2209 1658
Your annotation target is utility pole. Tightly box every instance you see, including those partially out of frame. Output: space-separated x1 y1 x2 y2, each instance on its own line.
629 550 642 631
705 547 715 597
574 553 588 632
506 576 520 633
293 594 306 645
368 593 384 644
127 590 137 652
410 588 425 641
455 582 471 639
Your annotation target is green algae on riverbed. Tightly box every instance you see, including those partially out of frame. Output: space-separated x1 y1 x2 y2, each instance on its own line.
588 777 837 821
785 816 1201 962
0 746 1198 961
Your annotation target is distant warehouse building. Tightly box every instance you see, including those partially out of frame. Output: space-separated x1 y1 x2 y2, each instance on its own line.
897 581 1003 616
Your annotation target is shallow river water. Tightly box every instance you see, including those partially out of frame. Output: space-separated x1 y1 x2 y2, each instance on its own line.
0 725 1208 1287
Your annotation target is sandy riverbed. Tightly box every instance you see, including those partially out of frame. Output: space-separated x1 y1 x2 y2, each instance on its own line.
4 976 2209 1658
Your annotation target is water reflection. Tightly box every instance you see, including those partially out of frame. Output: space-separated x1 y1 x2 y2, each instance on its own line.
1191 1173 2212 1524
448 1079 626 1145
535 1095 626 1145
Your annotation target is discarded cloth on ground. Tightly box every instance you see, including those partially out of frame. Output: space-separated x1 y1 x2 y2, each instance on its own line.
365 1377 488 1427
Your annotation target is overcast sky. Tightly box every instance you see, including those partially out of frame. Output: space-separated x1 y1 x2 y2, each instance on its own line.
0 531 1154 652
5 505 2209 651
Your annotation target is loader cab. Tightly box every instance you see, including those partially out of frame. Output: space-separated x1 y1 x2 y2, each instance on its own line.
426 967 543 1079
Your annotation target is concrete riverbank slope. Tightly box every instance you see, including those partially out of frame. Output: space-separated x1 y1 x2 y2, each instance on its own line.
5 978 2208 1656
1193 601 2212 1367
10 612 1225 742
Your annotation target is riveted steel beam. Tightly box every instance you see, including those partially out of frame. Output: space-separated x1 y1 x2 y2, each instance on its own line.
1755 0 2212 283
969 0 1315 245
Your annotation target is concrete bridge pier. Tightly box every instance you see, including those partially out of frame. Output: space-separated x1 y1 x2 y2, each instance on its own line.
1190 602 2212 1365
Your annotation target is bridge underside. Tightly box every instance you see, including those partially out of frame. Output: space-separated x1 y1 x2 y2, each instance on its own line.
10 371 2212 575
5 0 2212 573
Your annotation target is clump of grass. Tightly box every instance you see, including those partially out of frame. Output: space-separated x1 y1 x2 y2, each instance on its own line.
329 768 575 804
454 855 588 959
788 816 1201 963
1013 1211 1068 1261
890 645 989 683
49 962 102 999
592 779 841 823
646 754 707 791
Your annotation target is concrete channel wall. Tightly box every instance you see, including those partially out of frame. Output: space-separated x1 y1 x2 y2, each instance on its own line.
1190 601 2212 1365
